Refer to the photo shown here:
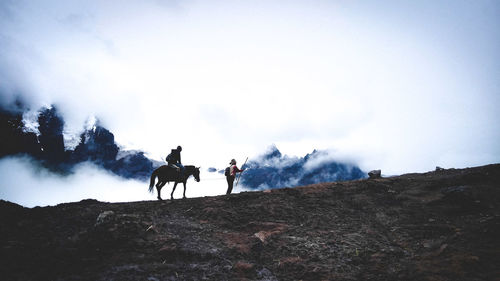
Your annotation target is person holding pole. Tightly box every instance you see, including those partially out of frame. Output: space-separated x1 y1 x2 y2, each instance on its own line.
226 158 245 195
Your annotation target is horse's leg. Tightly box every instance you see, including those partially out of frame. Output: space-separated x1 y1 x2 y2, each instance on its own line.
156 185 162 201
171 182 178 200
182 181 187 199
156 181 166 200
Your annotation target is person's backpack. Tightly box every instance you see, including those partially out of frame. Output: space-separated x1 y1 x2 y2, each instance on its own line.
224 166 231 177
166 153 172 162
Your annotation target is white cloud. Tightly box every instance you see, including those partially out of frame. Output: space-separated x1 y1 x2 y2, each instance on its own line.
0 156 244 207
0 0 498 176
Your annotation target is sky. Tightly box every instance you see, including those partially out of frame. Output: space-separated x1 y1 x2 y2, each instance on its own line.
1 0 499 183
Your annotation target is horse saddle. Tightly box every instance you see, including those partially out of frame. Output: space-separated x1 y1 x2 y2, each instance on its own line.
168 164 181 172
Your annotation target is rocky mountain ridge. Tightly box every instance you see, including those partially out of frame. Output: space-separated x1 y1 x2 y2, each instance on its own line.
0 106 159 180
1 106 366 188
1 164 499 280
239 144 365 189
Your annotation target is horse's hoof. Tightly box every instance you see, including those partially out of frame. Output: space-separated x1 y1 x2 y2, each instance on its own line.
182 196 187 199
157 197 163 201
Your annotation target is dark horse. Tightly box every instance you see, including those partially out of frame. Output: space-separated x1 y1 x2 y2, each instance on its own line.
149 165 200 200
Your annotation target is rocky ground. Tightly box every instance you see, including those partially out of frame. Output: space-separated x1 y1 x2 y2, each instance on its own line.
1 164 499 280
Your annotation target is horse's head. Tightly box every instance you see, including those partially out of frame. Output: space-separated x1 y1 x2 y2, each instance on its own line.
193 167 201 182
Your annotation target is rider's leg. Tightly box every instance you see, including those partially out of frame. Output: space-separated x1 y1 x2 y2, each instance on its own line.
178 163 185 176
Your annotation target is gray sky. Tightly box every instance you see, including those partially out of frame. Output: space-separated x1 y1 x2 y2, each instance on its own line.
1 0 499 175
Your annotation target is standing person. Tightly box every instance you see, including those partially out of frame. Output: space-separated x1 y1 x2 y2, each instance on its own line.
226 159 244 195
166 146 184 175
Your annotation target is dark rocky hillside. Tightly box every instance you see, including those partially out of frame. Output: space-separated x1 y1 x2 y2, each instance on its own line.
1 164 499 280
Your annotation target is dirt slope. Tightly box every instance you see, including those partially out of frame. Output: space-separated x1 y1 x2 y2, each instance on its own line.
1 164 499 280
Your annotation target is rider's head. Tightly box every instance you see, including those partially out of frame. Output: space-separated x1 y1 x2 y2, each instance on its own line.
230 159 236 165
177 146 182 151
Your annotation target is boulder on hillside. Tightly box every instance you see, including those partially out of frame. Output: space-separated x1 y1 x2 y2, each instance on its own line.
368 170 381 179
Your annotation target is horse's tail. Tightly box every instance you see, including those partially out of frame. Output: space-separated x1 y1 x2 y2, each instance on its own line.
149 169 157 193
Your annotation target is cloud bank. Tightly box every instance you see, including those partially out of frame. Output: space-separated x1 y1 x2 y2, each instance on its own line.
0 0 499 176
0 156 152 207
0 156 237 207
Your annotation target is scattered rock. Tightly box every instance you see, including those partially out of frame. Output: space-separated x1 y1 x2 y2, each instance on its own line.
441 186 471 194
257 267 278 281
234 261 254 271
253 223 288 243
95 211 115 226
254 231 268 242
436 244 448 255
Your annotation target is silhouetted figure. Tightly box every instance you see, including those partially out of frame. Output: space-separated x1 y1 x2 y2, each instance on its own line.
149 165 200 200
226 159 244 195
166 145 184 176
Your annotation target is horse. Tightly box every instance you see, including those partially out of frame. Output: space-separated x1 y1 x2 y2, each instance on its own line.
149 165 200 200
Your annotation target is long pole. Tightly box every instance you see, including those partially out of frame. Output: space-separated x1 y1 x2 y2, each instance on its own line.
235 157 248 186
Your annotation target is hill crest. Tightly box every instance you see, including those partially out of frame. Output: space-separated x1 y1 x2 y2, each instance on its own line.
1 164 499 280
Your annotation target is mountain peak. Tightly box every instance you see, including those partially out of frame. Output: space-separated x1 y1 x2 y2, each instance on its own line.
242 146 365 189
262 144 282 160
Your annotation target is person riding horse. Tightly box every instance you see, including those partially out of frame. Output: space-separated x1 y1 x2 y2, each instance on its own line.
149 165 200 200
166 146 184 177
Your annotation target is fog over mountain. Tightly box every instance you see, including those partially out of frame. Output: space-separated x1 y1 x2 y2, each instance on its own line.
239 145 365 189
1 104 159 181
1 104 365 198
